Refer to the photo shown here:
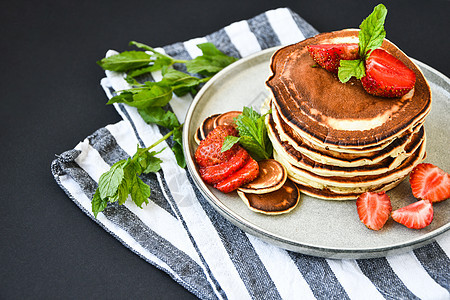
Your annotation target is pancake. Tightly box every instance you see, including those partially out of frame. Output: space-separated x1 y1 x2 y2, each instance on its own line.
264 30 432 200
266 29 431 151
268 112 425 177
270 99 425 167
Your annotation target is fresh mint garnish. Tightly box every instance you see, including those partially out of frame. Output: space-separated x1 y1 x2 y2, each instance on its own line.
338 4 387 83
222 107 273 161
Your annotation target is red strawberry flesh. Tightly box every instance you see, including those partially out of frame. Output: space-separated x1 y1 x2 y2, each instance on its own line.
307 43 359 73
214 158 259 193
356 191 392 230
194 125 239 168
409 163 450 203
361 48 416 98
199 147 249 184
391 200 433 229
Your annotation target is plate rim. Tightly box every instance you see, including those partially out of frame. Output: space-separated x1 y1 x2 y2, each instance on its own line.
182 47 450 258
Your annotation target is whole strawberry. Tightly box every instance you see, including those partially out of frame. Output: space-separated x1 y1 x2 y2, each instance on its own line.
194 125 239 168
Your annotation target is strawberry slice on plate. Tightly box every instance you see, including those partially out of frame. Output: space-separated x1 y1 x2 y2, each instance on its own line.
409 163 450 203
199 147 249 184
214 157 259 193
361 48 416 98
356 191 392 230
307 43 359 73
194 125 239 167
391 200 433 229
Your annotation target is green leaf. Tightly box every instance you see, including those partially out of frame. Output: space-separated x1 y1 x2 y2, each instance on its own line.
233 107 272 161
238 136 269 161
97 51 152 72
222 136 240 152
185 43 238 76
338 59 366 83
129 175 151 208
98 160 127 199
91 189 108 218
108 85 174 108
358 4 387 59
138 107 180 130
171 143 186 169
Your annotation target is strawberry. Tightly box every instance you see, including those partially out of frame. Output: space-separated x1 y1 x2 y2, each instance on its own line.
199 147 249 184
214 157 259 193
361 48 416 98
194 125 239 168
356 191 392 230
409 163 450 203
391 200 433 229
307 43 359 73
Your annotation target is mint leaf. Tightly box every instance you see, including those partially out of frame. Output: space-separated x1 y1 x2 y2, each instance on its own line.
234 107 272 160
97 51 153 72
359 4 387 59
108 85 173 108
338 59 366 83
138 107 180 130
337 4 388 83
98 160 127 199
129 175 151 208
171 126 186 168
222 136 240 152
92 189 108 218
185 43 238 76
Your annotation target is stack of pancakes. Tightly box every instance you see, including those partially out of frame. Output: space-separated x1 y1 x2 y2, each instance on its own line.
264 30 431 200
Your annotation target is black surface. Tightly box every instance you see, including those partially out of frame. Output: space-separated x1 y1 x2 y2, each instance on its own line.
1 0 449 298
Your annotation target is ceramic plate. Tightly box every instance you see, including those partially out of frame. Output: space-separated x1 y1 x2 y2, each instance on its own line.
182 47 450 259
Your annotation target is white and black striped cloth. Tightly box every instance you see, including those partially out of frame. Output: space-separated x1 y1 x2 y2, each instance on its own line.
52 8 449 300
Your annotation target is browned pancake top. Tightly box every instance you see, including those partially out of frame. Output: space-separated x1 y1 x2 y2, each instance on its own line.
266 30 431 148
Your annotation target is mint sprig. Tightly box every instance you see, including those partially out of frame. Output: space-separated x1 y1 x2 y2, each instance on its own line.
338 4 387 83
92 130 175 218
222 107 273 161
97 41 238 168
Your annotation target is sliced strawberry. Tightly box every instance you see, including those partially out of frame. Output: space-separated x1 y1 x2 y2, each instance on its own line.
409 163 450 203
307 43 359 73
361 48 416 98
199 147 249 184
194 125 239 168
356 191 392 230
391 200 433 229
214 158 259 193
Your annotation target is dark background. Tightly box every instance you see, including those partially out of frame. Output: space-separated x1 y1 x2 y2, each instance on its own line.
1 0 448 298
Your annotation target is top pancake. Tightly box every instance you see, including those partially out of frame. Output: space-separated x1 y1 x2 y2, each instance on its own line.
266 29 431 149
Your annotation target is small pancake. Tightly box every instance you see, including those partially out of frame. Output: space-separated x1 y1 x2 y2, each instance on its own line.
237 179 300 214
238 159 287 194
266 29 431 150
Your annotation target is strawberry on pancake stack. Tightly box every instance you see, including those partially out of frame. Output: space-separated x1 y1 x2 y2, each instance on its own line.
264 27 431 200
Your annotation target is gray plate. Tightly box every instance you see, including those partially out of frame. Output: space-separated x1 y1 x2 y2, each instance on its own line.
183 47 450 259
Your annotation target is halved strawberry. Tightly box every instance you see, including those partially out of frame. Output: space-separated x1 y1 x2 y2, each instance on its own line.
356 191 392 230
391 200 433 229
307 43 359 73
409 163 450 203
361 48 416 98
194 125 239 167
199 147 249 184
214 157 259 193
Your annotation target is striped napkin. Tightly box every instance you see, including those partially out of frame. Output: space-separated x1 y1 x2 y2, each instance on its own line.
52 8 450 300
